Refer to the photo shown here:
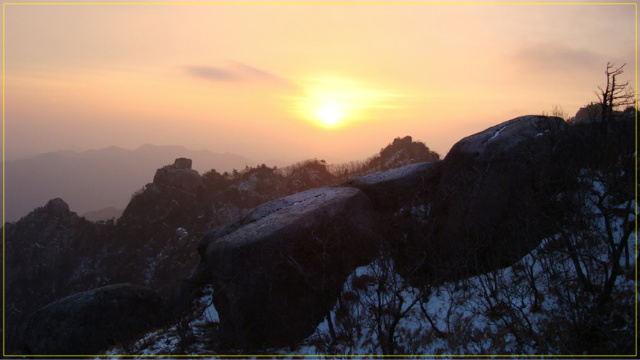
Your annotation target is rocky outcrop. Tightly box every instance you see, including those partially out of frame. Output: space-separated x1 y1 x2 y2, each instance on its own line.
153 157 204 193
398 115 569 282
43 197 71 215
367 135 440 171
574 103 602 123
113 158 212 299
193 186 378 350
19 283 170 355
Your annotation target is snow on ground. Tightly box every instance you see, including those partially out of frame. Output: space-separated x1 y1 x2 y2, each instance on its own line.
101 285 220 357
288 172 636 356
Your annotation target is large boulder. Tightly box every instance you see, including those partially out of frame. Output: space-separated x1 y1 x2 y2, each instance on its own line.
19 283 170 355
195 186 378 350
399 115 568 282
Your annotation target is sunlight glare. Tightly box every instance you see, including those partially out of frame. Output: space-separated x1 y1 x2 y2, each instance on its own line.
316 102 344 127
295 77 396 129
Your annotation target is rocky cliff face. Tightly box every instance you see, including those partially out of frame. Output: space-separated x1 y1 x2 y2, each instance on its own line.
370 135 439 171
153 158 204 193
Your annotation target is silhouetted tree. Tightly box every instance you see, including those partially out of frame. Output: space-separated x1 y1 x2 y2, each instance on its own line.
596 62 635 123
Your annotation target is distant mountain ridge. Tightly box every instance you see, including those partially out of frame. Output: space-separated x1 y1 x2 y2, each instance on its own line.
3 144 256 222
82 207 124 222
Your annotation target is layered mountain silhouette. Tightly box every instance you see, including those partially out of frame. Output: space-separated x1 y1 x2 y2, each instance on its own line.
2 144 256 222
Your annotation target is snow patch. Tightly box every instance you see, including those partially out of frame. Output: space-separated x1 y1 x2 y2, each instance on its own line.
487 125 508 142
175 227 189 240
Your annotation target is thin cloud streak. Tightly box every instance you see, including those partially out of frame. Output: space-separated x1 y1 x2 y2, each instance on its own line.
512 41 605 72
231 62 275 79
185 65 239 81
184 62 300 92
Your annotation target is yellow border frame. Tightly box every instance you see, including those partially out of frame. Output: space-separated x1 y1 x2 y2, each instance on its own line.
1 1 638 358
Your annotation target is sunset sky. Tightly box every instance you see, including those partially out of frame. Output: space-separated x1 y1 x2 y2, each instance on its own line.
2 0 636 165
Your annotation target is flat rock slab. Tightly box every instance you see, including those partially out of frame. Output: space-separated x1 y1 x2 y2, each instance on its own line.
201 186 378 350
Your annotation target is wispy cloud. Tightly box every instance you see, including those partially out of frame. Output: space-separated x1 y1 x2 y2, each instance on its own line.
512 41 603 72
230 62 274 79
184 62 299 91
185 65 239 81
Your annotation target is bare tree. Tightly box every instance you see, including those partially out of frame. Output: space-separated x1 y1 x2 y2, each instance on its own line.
596 62 635 123
542 104 568 121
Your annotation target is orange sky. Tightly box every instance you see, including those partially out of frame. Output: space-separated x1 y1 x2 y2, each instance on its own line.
2 1 636 164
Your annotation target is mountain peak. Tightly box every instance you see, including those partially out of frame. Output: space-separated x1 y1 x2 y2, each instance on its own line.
172 157 193 170
43 198 70 216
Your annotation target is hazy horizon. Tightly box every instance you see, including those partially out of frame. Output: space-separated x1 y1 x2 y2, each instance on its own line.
2 142 295 166
2 139 422 167
2 0 636 165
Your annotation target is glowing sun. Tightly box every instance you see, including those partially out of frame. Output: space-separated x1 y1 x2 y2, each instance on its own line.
296 77 374 129
294 76 396 129
315 102 345 127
